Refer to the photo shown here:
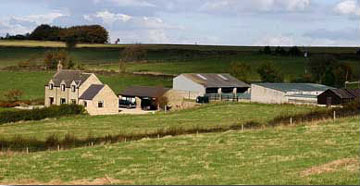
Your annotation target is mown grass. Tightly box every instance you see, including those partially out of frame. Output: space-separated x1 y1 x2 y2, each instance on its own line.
0 116 358 185
0 102 324 141
0 71 171 100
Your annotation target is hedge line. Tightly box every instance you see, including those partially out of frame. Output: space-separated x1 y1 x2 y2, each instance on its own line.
0 104 85 125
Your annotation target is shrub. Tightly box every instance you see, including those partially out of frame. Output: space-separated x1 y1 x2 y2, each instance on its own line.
0 104 86 125
257 62 284 83
3 89 23 102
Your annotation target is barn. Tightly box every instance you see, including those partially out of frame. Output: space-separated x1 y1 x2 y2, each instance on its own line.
317 89 360 105
173 73 250 100
251 83 333 105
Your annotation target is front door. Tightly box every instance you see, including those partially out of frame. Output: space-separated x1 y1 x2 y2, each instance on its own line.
49 97 54 105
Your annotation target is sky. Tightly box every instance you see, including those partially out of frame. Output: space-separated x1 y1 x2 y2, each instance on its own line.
0 0 359 46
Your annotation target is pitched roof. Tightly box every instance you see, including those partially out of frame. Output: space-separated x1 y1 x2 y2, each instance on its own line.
182 73 250 88
50 70 92 87
254 83 334 93
326 89 360 99
120 86 170 98
79 84 105 100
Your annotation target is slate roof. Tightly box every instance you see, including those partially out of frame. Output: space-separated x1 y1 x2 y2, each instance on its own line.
182 73 250 88
79 84 105 100
120 86 170 98
50 70 92 87
325 89 360 99
254 83 334 93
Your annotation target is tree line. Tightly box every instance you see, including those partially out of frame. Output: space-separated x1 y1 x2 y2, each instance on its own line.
1 24 109 44
230 54 357 88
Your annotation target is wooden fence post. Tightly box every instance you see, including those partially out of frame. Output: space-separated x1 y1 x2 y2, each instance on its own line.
333 111 336 121
57 145 60 152
290 117 293 125
241 124 244 132
26 147 29 154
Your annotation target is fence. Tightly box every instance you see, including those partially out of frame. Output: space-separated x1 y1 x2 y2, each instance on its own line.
205 93 251 102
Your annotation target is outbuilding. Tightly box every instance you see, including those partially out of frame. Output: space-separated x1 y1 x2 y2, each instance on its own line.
118 86 170 110
251 83 333 105
317 89 360 106
173 73 250 100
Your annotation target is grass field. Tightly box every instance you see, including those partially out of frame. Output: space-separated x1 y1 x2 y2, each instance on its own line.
0 71 172 100
0 102 324 141
0 116 358 185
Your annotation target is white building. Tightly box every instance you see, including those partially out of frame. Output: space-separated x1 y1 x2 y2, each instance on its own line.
251 83 333 105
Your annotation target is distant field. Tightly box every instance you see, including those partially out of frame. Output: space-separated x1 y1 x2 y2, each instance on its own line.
0 116 358 185
0 102 323 140
0 71 172 101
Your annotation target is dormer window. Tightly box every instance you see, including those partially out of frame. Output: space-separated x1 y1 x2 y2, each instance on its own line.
71 85 76 92
49 83 54 90
61 84 66 92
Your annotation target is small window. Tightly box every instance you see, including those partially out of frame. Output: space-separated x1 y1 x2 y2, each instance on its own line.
60 98 66 105
98 101 104 108
71 85 76 92
49 83 54 90
71 99 76 104
61 84 66 92
84 101 87 107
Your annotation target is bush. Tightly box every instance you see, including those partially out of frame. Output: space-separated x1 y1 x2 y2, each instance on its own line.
0 104 86 125
3 89 23 102
257 62 284 83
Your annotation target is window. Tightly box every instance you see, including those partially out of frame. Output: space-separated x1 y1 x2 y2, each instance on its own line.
196 74 207 80
71 99 76 104
61 84 66 92
49 83 54 90
83 101 87 107
98 101 104 108
71 85 76 92
60 98 66 105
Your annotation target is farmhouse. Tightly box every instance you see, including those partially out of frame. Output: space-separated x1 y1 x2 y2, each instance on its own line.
173 73 250 100
251 83 333 105
44 67 118 115
118 86 170 110
317 89 360 106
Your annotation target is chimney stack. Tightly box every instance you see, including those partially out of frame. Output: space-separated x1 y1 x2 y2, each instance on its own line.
57 60 63 72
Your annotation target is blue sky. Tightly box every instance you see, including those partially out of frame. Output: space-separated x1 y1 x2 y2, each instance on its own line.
0 0 359 46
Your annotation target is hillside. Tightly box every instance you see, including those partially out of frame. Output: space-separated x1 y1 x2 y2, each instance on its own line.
0 116 358 185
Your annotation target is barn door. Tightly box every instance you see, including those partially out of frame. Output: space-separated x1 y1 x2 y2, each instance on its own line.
326 97 332 107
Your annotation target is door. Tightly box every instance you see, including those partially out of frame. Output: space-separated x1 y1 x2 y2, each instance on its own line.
49 97 54 105
326 97 332 107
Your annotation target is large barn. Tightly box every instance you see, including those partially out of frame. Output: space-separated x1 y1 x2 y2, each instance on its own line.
317 89 360 106
173 73 250 100
251 83 333 105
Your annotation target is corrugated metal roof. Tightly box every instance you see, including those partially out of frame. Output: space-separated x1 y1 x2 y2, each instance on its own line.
182 73 250 88
254 83 334 93
79 84 105 100
120 86 170 98
327 89 360 99
51 70 92 87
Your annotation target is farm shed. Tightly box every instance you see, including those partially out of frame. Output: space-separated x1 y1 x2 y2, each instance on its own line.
118 86 170 110
173 73 250 100
251 83 334 105
317 89 360 105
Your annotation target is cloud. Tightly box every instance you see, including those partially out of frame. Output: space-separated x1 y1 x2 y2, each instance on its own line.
334 0 360 16
0 12 66 35
200 0 312 13
93 10 132 24
254 35 296 46
94 0 155 7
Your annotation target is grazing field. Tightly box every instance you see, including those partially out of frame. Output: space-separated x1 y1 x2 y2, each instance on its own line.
0 116 358 185
0 102 324 140
0 71 172 101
